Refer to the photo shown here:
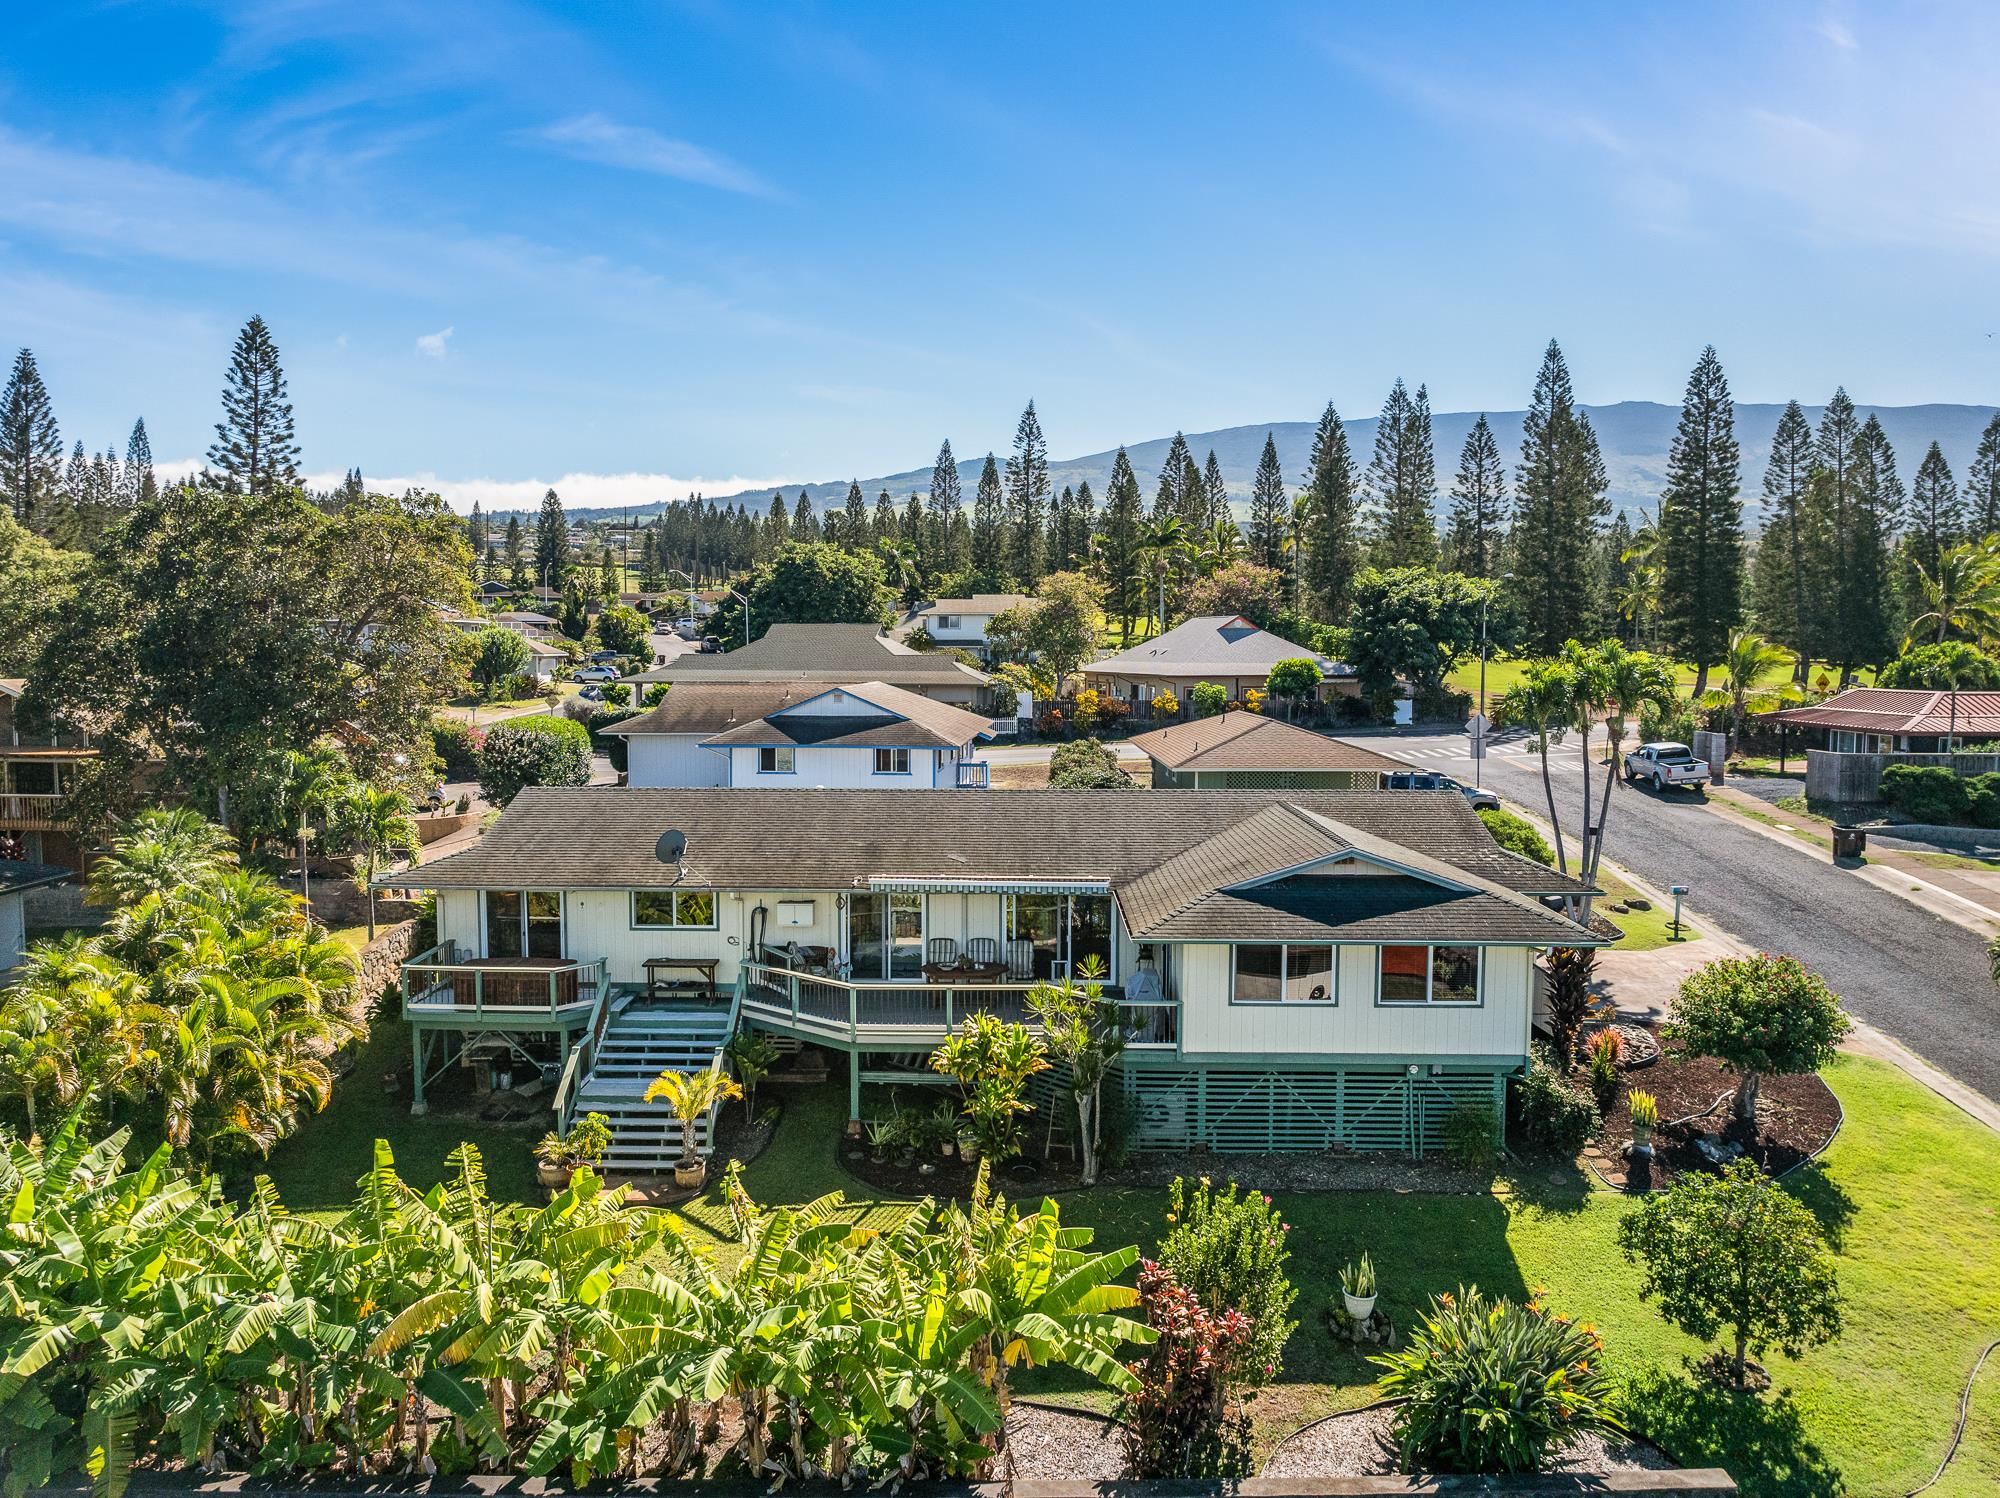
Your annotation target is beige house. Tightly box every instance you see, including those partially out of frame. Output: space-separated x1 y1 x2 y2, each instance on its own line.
1081 614 1356 713
1130 712 1405 788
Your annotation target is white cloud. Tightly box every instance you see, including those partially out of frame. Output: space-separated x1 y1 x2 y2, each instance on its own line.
1816 17 1859 51
535 113 775 198
154 460 800 514
416 326 454 359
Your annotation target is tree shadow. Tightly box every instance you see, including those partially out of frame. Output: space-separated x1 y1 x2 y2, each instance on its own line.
1499 1155 1595 1216
1782 1159 1858 1250
1624 1364 1845 1498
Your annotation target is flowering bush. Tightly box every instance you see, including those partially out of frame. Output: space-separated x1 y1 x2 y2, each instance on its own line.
1374 1286 1622 1474
1150 689 1181 718
1156 1176 1297 1383
1244 688 1267 714
1118 1261 1254 1478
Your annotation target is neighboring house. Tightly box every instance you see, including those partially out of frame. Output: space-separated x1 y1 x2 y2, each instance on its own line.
1130 712 1406 788
1764 687 2000 754
522 638 568 683
0 680 96 873
1081 614 1357 713
623 623 990 705
913 594 1031 659
604 681 996 788
0 861 70 973
492 611 561 640
475 580 511 601
386 786 1596 1162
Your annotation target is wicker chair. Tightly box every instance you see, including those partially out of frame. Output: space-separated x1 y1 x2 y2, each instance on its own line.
1004 939 1035 980
965 937 1000 966
927 937 959 965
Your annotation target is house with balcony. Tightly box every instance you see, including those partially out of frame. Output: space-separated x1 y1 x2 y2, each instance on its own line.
622 623 991 706
912 593 1031 660
602 680 997 788
383 785 1597 1168
0 680 96 874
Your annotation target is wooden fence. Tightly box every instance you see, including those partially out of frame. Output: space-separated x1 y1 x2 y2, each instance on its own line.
1804 750 2000 803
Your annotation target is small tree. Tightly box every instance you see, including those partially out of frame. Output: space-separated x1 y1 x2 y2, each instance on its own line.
644 1066 743 1165
1619 1157 1842 1390
334 785 420 939
593 603 654 665
470 627 531 698
929 1012 1048 1161
1542 946 1595 1069
1665 954 1850 1123
475 715 593 806
1155 1176 1297 1385
1047 737 1129 789
1189 681 1228 718
724 1030 780 1122
1025 959 1124 1184
1264 656 1321 719
1150 688 1181 719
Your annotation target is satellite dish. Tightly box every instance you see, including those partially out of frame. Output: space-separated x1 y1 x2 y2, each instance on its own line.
655 830 687 866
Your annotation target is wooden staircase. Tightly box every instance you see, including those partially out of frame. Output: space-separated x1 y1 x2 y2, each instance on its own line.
571 1002 736 1174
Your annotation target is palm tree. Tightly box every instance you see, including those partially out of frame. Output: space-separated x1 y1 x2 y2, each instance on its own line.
1197 517 1242 575
1905 538 2000 648
1615 563 1662 648
86 806 236 906
1699 629 1802 747
272 746 352 903
1582 641 1679 897
645 1066 744 1168
876 538 924 609
335 785 421 939
1136 516 1190 638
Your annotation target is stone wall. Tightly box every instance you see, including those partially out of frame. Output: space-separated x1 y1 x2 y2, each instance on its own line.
356 921 419 1003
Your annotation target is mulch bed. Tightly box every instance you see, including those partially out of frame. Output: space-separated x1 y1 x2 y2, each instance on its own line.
1581 1021 1840 1191
838 1140 1087 1196
1003 1402 1129 1480
1260 1402 1676 1477
1106 1150 1497 1194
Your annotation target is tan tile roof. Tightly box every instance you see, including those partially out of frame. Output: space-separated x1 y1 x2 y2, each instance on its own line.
919 594 1031 616
1128 713 1404 772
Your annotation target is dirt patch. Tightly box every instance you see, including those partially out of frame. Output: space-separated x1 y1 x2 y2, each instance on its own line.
838 1139 1087 1196
1260 1401 1676 1477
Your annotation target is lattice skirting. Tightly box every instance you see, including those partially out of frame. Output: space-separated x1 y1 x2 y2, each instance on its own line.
1114 1059 1509 1156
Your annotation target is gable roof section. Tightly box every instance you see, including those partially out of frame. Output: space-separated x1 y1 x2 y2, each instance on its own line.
602 683 818 736
607 681 996 748
919 594 1031 617
1128 713 1404 772
1767 686 2000 737
1081 615 1343 680
623 623 989 687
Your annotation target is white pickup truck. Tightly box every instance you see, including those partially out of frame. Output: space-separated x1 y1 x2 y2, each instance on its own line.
1623 741 1710 791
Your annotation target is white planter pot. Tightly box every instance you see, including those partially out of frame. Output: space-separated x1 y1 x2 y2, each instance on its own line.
1343 1292 1377 1323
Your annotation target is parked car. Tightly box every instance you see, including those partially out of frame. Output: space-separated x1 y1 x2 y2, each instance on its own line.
412 786 446 814
673 618 702 639
573 664 617 683
1623 741 1711 791
577 685 606 703
588 649 621 663
696 637 721 653
1385 769 1500 811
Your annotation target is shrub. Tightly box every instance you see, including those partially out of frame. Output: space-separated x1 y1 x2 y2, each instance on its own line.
1509 1049 1596 1159
1441 1103 1498 1172
1542 946 1595 1067
1619 1157 1842 1390
1118 1261 1255 1478
1587 1040 1620 1115
476 715 593 806
1967 772 2000 829
1878 640 2000 690
642 683 669 707
1640 697 1698 745
1477 806 1554 866
1374 1286 1622 1474
1155 1176 1297 1383
1665 954 1849 1124
1150 689 1181 719
1048 737 1129 789
1189 681 1228 718
1879 763 1969 823
431 719 484 780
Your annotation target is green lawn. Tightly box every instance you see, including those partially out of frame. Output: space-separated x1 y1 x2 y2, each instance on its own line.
262 1033 1999 1497
1446 656 1874 703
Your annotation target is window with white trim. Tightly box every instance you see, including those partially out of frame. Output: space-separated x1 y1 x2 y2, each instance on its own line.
631 890 717 928
1377 944 1481 1005
1233 943 1337 1003
874 747 912 775
758 746 795 774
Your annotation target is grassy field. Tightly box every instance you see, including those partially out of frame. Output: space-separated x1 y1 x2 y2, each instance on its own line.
1446 656 1874 704
263 1033 2000 1497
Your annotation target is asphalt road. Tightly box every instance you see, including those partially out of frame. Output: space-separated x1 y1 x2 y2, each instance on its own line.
1389 728 2000 1107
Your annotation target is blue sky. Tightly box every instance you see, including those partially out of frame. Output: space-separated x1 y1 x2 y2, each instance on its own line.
2 2 1995 509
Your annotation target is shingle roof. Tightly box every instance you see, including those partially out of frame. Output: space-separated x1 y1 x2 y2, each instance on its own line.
1766 687 2000 736
1128 713 1405 773
1082 615 1343 680
0 861 70 896
623 624 989 688
397 788 1595 945
604 681 994 748
601 683 821 735
919 594 1031 617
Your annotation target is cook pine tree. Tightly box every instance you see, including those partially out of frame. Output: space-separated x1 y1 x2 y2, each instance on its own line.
208 314 300 496
1444 413 1507 577
533 487 569 593
1367 378 1439 567
0 347 62 528
791 491 819 543
1248 432 1289 571
970 453 1006 583
1508 340 1609 654
1750 400 1821 679
1098 447 1145 644
1004 400 1050 588
1203 450 1229 532
1906 441 1963 579
1827 413 1903 680
1966 413 2000 535
1301 400 1361 623
926 440 964 574
1657 345 1743 696
123 417 157 508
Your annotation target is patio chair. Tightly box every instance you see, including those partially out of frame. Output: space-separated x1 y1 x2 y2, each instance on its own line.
966 937 999 966
927 937 959 966
1005 939 1035 980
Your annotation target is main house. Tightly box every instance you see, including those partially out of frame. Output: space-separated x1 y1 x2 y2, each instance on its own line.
604 681 997 789
1080 614 1357 714
622 623 991 706
0 680 96 875
387 787 1597 1167
911 593 1031 660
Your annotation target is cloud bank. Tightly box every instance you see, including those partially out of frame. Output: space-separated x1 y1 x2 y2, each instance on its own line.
155 460 798 513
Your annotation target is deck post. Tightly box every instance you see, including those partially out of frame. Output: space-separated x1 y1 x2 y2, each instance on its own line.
945 986 955 1032
847 984 858 1044
410 1025 428 1115
788 971 800 1023
848 1058 861 1124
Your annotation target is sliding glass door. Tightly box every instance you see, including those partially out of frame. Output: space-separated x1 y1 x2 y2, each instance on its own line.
1003 894 1115 981
849 892 924 979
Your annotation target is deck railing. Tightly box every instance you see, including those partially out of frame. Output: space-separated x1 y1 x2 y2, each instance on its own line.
402 939 607 1018
741 960 1177 1049
0 792 72 825
956 760 992 788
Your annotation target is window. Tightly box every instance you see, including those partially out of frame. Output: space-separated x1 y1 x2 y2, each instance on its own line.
935 615 959 630
1234 944 1336 1003
631 890 717 928
874 747 912 775
1377 945 1482 1005
758 746 795 774
485 890 562 959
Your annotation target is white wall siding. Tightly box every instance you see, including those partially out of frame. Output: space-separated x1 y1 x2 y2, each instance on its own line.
627 734 728 788
0 892 25 971
1175 943 1535 1059
437 889 478 952
727 745 951 788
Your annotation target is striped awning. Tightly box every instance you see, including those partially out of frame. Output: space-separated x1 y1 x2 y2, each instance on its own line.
866 875 1112 896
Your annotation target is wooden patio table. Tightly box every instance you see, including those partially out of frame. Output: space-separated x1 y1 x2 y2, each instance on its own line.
921 960 1008 984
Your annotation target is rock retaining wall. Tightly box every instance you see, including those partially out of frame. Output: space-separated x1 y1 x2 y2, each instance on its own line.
356 921 418 1002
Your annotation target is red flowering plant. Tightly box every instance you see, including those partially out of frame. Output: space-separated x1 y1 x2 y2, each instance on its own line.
1155 1176 1297 1384
1118 1261 1255 1478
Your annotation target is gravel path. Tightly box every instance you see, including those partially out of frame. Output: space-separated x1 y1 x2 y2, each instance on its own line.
1004 1402 1128 1480
1260 1403 1675 1477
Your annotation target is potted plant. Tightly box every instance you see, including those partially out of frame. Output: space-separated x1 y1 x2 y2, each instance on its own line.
1628 1088 1659 1157
931 1101 959 1159
643 1067 743 1191
956 1120 980 1164
534 1111 613 1190
1340 1253 1378 1324
867 1115 897 1165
